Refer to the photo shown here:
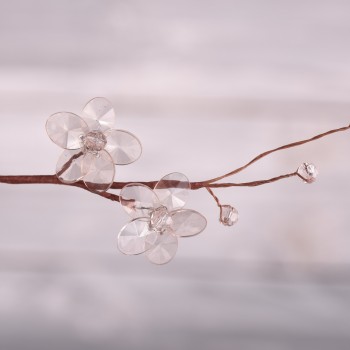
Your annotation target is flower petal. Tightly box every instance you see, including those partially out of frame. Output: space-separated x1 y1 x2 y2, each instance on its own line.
56 149 85 184
120 183 160 218
105 129 142 165
46 112 88 149
82 150 115 192
82 97 115 131
170 209 207 237
154 172 190 210
145 229 178 265
118 217 158 255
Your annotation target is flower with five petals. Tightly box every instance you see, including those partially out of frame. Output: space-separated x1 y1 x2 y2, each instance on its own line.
46 97 142 192
118 173 207 264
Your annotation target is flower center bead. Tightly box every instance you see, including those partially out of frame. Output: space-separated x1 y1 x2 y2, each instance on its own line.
150 206 171 233
83 130 107 152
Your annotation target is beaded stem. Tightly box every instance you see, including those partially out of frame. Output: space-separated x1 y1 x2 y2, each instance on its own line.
1 124 349 202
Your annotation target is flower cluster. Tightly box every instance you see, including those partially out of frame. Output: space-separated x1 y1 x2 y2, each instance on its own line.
45 98 320 265
46 98 207 264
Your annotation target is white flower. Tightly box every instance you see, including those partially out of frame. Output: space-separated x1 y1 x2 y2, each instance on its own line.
46 97 142 192
117 173 207 264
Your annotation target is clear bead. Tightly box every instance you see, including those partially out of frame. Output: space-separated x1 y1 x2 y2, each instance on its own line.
149 206 172 233
118 218 158 255
154 172 190 211
104 129 142 165
297 162 318 184
170 209 207 237
145 229 178 265
82 97 115 131
220 205 239 226
83 130 107 152
46 112 88 149
120 184 160 218
56 149 85 183
82 150 115 192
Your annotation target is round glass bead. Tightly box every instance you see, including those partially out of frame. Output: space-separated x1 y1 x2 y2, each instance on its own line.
220 205 239 226
150 206 171 233
83 130 107 152
297 162 318 184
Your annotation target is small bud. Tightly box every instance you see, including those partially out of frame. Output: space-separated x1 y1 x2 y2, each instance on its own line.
297 162 318 184
220 205 239 226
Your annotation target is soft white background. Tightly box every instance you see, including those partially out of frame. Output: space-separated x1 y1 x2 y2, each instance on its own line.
1 1 350 349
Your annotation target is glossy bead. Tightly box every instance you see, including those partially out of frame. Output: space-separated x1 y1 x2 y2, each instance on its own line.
220 205 239 226
83 130 107 152
298 162 318 184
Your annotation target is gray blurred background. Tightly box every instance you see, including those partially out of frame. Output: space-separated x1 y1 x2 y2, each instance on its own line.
1 0 350 349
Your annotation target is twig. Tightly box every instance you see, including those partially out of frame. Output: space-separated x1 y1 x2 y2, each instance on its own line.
199 124 350 185
204 171 298 188
0 175 120 202
206 187 221 207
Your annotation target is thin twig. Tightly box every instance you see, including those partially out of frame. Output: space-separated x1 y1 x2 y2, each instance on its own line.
0 175 120 202
204 172 298 188
205 172 297 215
206 187 221 207
199 124 350 185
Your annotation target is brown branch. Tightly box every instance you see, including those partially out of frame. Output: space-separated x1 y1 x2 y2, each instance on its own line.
205 172 296 210
204 171 298 188
199 124 350 185
0 124 349 202
206 187 221 207
0 172 296 191
0 175 120 202
56 151 84 177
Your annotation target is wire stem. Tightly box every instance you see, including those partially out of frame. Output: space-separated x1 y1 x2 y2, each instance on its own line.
1 124 349 202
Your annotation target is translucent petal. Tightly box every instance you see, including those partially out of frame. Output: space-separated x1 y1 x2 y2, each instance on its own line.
118 217 158 255
82 150 115 192
120 184 160 219
56 149 85 184
46 112 88 149
170 209 207 237
105 129 142 165
82 97 115 131
154 172 190 210
145 229 178 265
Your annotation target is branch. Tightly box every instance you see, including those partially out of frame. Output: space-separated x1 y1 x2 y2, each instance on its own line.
0 175 120 202
0 171 297 191
1 124 349 202
199 124 350 185
203 171 298 188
